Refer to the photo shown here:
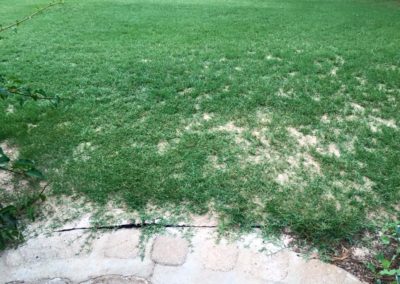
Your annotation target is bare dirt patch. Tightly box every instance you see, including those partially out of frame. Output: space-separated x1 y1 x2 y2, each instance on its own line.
287 127 318 148
73 142 96 161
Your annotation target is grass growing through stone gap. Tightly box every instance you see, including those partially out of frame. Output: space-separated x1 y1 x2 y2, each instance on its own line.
0 0 399 248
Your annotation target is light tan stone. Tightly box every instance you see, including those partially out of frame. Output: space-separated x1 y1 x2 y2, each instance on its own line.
0 227 362 284
103 229 140 259
200 241 239 272
151 236 189 266
80 275 149 284
286 256 361 284
190 213 218 227
235 250 289 282
4 231 89 267
6 278 71 284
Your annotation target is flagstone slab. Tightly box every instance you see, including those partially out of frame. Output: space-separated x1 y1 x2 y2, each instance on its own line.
151 236 189 266
0 226 363 284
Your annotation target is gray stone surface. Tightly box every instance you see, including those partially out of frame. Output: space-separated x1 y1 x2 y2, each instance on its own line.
151 236 189 266
80 275 149 284
285 257 361 284
235 249 290 282
6 278 71 284
3 231 90 267
200 241 238 272
0 230 154 283
0 226 363 284
102 229 141 259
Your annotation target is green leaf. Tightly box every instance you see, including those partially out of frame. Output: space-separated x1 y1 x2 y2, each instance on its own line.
25 169 44 179
0 87 10 99
377 252 385 262
379 269 398 276
31 93 38 101
39 193 46 202
18 96 25 106
35 89 47 96
13 159 34 170
52 95 60 107
366 262 376 273
0 147 10 165
381 235 391 245
0 205 18 226
21 87 32 96
381 258 391 269
26 206 35 221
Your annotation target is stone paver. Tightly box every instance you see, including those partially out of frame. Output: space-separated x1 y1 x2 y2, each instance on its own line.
7 278 71 284
80 275 149 284
0 230 154 283
235 249 290 282
189 213 218 227
0 225 363 284
3 231 90 267
200 241 239 272
285 257 361 284
151 236 189 266
102 229 141 259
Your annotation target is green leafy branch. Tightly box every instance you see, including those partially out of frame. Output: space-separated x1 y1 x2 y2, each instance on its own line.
0 0 64 34
0 74 62 106
0 0 63 252
0 75 57 251
0 147 47 251
0 148 44 179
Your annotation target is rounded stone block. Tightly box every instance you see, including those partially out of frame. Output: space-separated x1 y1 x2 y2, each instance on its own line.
200 242 239 272
151 236 189 266
80 275 149 284
103 229 140 259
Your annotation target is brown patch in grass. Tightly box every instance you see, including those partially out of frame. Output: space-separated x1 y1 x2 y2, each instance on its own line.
275 173 290 185
320 114 330 123
276 88 293 98
157 141 169 155
350 103 365 113
265 54 282 61
73 142 95 161
202 113 213 121
287 127 318 148
213 121 245 134
178 87 194 96
208 155 226 171
327 143 341 157
368 115 397 130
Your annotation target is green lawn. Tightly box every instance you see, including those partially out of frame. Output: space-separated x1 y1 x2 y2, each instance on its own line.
1 0 399 246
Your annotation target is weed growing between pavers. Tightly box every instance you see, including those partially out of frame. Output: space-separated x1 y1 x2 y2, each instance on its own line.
0 0 399 250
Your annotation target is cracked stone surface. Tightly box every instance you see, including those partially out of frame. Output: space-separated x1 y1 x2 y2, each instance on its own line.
151 236 189 266
0 225 363 284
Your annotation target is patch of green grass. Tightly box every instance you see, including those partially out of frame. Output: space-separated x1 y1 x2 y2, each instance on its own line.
1 0 399 247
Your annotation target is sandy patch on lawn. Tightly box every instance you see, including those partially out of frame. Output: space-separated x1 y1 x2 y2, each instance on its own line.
287 127 318 148
73 142 96 161
213 121 245 134
368 115 397 132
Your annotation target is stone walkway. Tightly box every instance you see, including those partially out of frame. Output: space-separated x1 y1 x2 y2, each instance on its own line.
0 226 362 284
